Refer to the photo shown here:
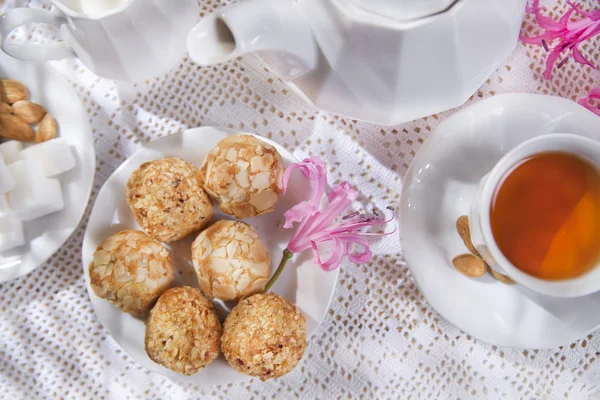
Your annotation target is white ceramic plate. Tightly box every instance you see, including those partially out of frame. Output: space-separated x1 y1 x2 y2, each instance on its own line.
0 51 96 282
82 127 338 385
400 94 600 349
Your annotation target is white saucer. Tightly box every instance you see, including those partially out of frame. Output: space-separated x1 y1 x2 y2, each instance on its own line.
400 94 600 349
82 127 338 385
0 51 95 282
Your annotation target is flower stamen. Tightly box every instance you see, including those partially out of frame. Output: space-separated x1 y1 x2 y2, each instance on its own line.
557 57 568 69
342 211 360 220
541 39 549 52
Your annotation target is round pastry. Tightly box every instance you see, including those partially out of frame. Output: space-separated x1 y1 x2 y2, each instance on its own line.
88 230 174 317
201 134 284 219
221 293 306 381
145 286 222 375
191 220 270 301
126 157 214 243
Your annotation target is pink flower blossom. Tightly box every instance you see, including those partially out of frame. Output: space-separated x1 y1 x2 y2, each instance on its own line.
579 87 600 116
520 0 600 79
282 157 394 272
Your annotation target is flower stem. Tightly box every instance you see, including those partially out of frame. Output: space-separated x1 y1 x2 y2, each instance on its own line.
263 249 293 293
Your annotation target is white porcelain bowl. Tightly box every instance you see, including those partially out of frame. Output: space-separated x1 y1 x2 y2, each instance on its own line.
0 50 95 282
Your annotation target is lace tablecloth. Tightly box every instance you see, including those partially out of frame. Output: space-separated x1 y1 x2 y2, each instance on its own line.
1 1 599 399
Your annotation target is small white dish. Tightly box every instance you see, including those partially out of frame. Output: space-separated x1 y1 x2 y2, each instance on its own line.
82 127 339 385
400 94 600 349
0 50 95 283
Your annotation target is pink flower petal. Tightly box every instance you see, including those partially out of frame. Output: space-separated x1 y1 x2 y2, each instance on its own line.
282 157 327 207
544 49 563 79
283 201 319 229
307 182 358 236
287 211 323 252
311 236 345 272
328 181 359 204
566 1 593 17
343 235 372 264
572 45 595 68
589 88 600 99
560 8 575 24
579 88 600 116
519 31 563 45
534 8 566 31
525 0 539 14
578 22 600 42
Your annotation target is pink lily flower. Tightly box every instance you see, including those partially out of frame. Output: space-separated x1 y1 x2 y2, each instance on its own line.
263 157 395 291
579 87 600 116
520 0 600 79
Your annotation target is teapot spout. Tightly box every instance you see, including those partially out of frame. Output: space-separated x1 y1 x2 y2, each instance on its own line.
187 0 317 80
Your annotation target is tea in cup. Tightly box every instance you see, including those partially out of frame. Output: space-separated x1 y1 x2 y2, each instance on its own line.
469 134 600 297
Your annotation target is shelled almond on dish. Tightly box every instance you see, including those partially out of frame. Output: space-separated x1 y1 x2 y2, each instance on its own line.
0 78 75 253
88 134 307 380
452 216 516 284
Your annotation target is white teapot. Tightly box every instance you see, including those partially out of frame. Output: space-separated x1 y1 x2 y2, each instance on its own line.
187 0 527 125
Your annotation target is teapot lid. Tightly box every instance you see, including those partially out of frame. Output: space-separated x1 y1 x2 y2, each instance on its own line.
348 0 457 22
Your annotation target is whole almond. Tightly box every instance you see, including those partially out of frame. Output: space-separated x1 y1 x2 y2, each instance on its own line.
486 265 517 285
452 253 486 278
12 100 47 124
0 79 28 104
0 103 11 114
456 215 479 256
0 114 35 141
36 113 57 143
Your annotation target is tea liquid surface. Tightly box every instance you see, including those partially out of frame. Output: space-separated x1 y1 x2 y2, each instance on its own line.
490 152 600 280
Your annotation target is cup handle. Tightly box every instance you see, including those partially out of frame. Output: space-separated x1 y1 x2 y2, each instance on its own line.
0 8 74 61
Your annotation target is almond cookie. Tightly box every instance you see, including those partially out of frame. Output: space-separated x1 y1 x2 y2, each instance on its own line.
201 135 284 219
145 286 222 375
221 293 306 381
126 157 214 242
192 220 270 301
89 230 174 317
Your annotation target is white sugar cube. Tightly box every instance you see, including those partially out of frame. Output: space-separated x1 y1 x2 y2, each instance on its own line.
0 141 23 164
7 160 64 221
0 214 25 252
19 138 75 177
0 155 15 194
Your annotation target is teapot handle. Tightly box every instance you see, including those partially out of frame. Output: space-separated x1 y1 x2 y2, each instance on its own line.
0 8 74 61
186 0 317 80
